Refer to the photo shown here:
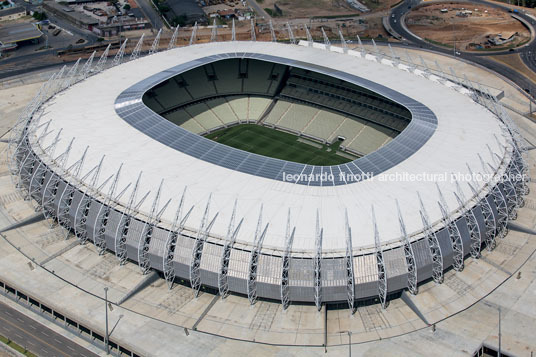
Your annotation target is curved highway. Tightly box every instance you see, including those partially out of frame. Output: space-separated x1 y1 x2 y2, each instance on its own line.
389 0 536 96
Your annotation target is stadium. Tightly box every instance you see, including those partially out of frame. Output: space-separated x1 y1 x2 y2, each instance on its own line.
7 37 529 316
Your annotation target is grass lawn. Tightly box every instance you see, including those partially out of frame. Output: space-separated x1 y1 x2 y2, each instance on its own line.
0 334 37 357
205 124 355 165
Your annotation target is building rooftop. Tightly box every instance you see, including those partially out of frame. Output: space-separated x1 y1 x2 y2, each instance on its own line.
0 6 26 17
0 22 42 45
34 41 507 253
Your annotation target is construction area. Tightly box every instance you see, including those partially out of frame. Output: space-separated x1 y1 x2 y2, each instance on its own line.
406 2 531 51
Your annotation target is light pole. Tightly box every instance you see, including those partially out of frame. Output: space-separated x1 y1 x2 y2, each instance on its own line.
484 301 501 357
337 330 352 356
348 331 352 357
104 287 109 355
498 307 501 357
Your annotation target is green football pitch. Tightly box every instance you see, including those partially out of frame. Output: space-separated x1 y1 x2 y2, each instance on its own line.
205 124 356 165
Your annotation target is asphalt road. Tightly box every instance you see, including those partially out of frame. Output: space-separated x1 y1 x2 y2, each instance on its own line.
134 0 164 30
0 300 99 357
245 0 271 19
388 0 536 96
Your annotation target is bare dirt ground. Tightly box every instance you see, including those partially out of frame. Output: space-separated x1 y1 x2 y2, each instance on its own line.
259 0 400 18
406 2 530 51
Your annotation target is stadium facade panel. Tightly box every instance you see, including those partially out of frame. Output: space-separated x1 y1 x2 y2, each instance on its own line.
9 41 528 309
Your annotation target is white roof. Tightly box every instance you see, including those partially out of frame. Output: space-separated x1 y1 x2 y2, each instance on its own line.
33 41 509 255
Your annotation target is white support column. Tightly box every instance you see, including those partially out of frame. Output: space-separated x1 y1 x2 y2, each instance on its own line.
95 44 111 73
190 195 219 297
338 27 347 53
130 34 145 61
344 209 356 313
114 172 149 264
372 206 387 309
269 20 276 42
138 180 171 274
468 181 497 251
210 19 217 42
436 184 464 272
356 34 365 56
286 22 295 45
163 187 194 289
418 193 444 284
218 200 244 299
93 164 123 254
81 51 96 79
247 205 269 305
250 18 256 42
149 29 162 55
112 39 128 66
72 156 103 243
167 26 179 50
231 19 236 42
454 181 482 259
41 138 74 226
29 130 62 204
388 44 398 64
478 155 509 239
189 22 198 46
396 200 418 295
63 58 80 89
280 209 295 310
16 120 50 195
56 146 88 237
321 27 330 50
305 25 313 46
313 210 323 311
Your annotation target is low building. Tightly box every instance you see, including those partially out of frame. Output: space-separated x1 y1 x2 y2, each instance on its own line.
43 1 98 30
93 18 150 37
0 6 26 21
217 9 235 19
0 22 42 51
